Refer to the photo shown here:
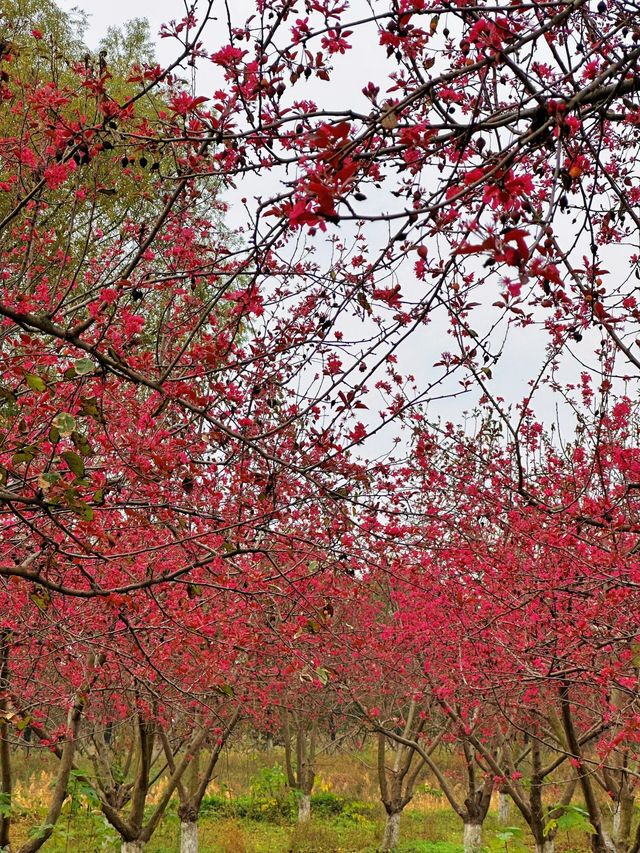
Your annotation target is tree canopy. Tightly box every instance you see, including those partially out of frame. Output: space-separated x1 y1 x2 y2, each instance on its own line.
1 1 640 851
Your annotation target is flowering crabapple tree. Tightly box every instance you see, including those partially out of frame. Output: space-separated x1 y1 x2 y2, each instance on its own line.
330 544 498 853
73 600 247 853
4 0 640 605
0 612 106 853
4 0 640 849
165 709 240 853
83 710 210 853
0 0 371 617
281 707 318 823
274 636 369 825
373 703 443 852
231 543 374 823
279 545 441 850
383 395 640 853
595 731 640 853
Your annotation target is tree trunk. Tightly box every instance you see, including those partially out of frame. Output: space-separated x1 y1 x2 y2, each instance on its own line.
613 795 634 851
381 811 401 851
16 694 86 853
298 792 311 823
180 821 198 853
593 830 617 853
463 822 483 853
121 842 144 853
535 841 555 853
0 631 11 851
498 790 511 824
560 686 615 853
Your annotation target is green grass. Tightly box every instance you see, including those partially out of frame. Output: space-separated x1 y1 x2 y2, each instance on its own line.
9 801 602 852
3 749 624 851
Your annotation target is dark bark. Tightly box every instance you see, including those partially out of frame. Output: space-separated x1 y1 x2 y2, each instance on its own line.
560 683 614 853
0 629 11 850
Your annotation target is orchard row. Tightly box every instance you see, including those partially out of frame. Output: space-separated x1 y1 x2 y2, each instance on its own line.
1 0 640 851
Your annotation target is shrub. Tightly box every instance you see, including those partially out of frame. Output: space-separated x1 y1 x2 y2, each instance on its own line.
200 766 379 825
201 770 296 824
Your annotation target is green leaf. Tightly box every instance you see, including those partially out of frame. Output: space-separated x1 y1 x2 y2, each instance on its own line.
28 823 54 840
74 357 95 375
551 804 596 835
29 588 51 611
186 583 201 599
495 826 523 843
0 792 10 818
52 412 76 437
315 666 330 685
80 396 103 422
60 451 85 478
38 472 61 489
71 431 91 456
63 494 95 521
68 769 100 805
12 445 37 465
73 502 94 522
15 715 31 732
25 374 46 393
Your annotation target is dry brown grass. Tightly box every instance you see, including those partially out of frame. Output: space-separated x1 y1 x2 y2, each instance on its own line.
13 770 56 812
212 818 251 853
213 741 380 801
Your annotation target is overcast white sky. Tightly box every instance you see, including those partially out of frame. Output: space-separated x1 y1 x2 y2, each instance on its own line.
60 0 176 46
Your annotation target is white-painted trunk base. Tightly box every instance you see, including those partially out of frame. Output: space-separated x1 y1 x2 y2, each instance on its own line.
464 823 483 853
612 797 634 849
498 792 511 824
381 811 401 851
121 842 144 853
535 841 555 853
298 793 311 823
180 821 198 853
613 802 622 840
